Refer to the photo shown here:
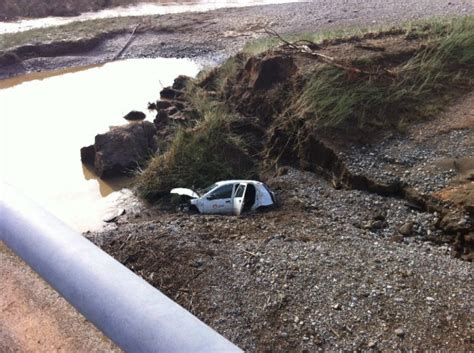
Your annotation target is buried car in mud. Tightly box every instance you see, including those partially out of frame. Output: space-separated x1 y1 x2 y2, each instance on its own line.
171 180 276 215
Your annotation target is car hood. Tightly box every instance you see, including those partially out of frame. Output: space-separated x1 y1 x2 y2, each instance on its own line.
170 188 199 199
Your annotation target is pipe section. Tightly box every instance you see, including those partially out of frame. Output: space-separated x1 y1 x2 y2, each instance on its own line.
0 184 242 353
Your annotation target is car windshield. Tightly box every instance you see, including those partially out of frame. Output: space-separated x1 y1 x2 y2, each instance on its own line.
198 183 218 196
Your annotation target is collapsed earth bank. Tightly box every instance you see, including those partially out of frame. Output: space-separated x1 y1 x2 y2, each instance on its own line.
82 17 474 352
92 19 473 258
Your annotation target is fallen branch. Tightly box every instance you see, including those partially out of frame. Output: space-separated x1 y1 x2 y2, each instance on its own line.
113 24 140 60
264 28 397 78
241 248 258 257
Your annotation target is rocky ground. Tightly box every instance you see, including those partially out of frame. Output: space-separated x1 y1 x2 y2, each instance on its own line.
1 0 474 79
87 89 474 352
89 168 473 351
83 20 474 349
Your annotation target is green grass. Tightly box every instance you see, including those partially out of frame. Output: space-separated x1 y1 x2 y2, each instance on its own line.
242 17 461 56
136 94 256 201
242 26 393 56
287 16 474 129
137 16 474 201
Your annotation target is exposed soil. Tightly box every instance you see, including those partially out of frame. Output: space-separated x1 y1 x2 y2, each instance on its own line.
1 0 474 80
0 243 120 353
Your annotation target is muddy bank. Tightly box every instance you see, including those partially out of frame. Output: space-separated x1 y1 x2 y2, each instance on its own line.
1 0 474 80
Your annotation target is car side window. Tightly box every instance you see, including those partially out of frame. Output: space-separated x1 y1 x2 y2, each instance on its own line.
234 184 245 198
209 184 233 200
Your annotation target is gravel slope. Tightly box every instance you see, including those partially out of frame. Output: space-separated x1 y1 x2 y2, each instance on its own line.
91 167 473 352
88 89 474 352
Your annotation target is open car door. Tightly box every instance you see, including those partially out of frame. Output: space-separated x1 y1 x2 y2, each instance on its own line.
232 183 247 216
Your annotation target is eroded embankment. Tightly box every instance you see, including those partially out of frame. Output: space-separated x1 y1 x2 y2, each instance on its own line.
81 19 474 352
137 18 474 259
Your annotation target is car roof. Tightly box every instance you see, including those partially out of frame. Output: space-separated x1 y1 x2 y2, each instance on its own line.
214 180 263 186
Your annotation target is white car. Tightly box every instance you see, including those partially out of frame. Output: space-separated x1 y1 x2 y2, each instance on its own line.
170 180 276 215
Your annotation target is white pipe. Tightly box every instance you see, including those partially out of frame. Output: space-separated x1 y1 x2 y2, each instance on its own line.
0 183 242 353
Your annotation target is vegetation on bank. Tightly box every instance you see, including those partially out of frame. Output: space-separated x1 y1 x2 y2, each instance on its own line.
292 17 474 128
136 92 256 200
137 16 474 201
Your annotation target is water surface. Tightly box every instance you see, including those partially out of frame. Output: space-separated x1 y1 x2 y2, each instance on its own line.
0 58 200 232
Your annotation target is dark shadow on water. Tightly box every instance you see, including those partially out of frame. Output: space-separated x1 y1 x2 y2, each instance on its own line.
82 164 132 197
0 64 103 90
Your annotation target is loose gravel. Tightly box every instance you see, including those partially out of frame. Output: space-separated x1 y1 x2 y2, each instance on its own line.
89 166 473 351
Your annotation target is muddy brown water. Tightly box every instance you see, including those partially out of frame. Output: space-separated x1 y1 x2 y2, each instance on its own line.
0 58 199 232
0 0 299 34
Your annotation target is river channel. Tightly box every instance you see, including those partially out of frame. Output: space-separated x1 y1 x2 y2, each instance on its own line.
0 58 200 232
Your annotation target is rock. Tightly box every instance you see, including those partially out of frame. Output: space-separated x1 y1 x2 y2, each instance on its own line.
439 211 472 234
80 145 95 165
368 340 377 348
154 109 169 128
398 222 414 236
172 75 191 90
461 252 474 261
464 233 474 243
160 87 183 100
155 100 173 110
394 328 405 337
82 121 157 178
103 208 126 223
123 110 146 121
389 234 404 243
370 220 387 230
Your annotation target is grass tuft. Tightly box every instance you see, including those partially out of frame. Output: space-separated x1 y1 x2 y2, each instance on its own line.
136 94 256 201
285 16 474 129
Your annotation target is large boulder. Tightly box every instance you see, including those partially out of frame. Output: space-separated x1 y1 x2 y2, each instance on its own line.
81 121 157 179
123 110 146 121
